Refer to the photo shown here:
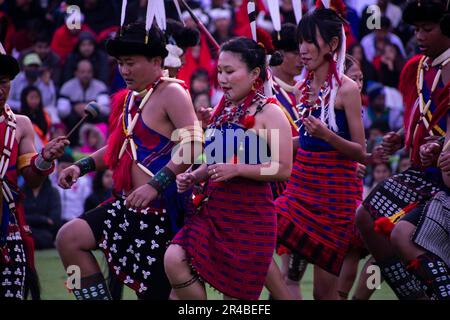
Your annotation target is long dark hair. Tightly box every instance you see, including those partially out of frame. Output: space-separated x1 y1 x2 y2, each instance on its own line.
20 86 48 135
220 37 267 82
297 9 344 53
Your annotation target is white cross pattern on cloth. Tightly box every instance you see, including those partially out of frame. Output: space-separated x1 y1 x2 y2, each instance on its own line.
124 276 134 284
142 270 151 279
150 240 159 250
135 239 146 248
138 283 147 293
119 256 127 266
140 221 148 230
147 256 156 266
112 200 122 210
154 225 164 235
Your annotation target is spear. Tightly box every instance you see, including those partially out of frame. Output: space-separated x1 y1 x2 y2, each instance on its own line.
179 0 220 54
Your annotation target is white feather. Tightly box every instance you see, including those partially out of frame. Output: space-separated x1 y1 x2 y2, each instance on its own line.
155 0 166 31
267 0 281 32
322 0 331 8
120 0 127 27
292 0 302 24
146 0 156 32
247 1 257 41
327 26 347 132
0 42 6 55
173 0 184 25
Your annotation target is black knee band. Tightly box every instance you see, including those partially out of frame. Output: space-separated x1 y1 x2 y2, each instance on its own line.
288 254 308 282
407 253 450 300
172 274 200 290
377 259 426 300
72 272 112 300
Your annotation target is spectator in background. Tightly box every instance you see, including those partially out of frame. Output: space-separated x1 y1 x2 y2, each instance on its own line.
84 169 113 212
61 31 109 85
189 68 211 96
361 16 406 62
19 32 62 86
50 11 94 64
54 153 92 225
0 11 16 53
22 177 61 249
360 0 403 38
72 122 108 161
210 7 234 45
363 82 403 132
20 86 52 152
192 90 212 129
8 0 46 51
77 0 118 35
396 152 411 174
363 162 392 198
57 59 110 145
7 53 57 114
348 44 378 93
373 41 405 88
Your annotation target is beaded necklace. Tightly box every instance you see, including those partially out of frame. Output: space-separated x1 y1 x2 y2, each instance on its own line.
0 105 18 263
412 54 450 141
295 71 330 134
118 77 163 177
208 90 268 131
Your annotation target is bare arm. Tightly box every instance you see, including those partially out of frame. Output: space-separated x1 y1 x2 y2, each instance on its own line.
327 81 366 163
208 104 293 183
439 115 450 187
18 116 68 188
163 83 204 175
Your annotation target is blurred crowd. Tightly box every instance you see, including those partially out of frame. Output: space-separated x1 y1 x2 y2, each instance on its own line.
0 0 417 248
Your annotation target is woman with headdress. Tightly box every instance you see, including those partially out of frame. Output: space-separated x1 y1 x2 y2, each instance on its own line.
164 37 293 300
275 1 366 299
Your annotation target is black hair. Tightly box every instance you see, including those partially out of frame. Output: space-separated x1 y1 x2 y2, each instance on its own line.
220 37 267 81
297 9 344 53
190 68 209 82
403 0 450 37
272 23 298 52
20 86 48 136
344 54 360 73
166 19 200 49
34 32 51 45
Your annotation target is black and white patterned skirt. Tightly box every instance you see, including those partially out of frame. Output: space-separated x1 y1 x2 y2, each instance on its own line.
413 191 450 267
362 168 443 220
80 197 174 299
0 225 26 300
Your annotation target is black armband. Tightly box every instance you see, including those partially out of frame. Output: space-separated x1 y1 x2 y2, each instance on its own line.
437 136 446 147
74 157 96 177
147 167 176 194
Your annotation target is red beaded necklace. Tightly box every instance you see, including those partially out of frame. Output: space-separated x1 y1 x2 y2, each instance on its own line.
295 71 330 126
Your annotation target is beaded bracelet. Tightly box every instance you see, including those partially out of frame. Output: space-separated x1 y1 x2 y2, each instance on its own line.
74 157 96 177
147 167 176 194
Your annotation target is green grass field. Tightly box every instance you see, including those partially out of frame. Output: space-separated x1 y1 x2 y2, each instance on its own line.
35 249 396 300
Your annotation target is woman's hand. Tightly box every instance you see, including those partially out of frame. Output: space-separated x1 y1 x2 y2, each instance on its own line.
303 116 331 141
176 172 197 193
208 164 239 182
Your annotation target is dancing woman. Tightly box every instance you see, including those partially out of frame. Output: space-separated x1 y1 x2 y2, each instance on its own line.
275 4 366 300
164 37 293 300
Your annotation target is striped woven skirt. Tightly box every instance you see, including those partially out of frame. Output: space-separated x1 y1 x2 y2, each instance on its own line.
276 148 360 276
171 179 276 300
